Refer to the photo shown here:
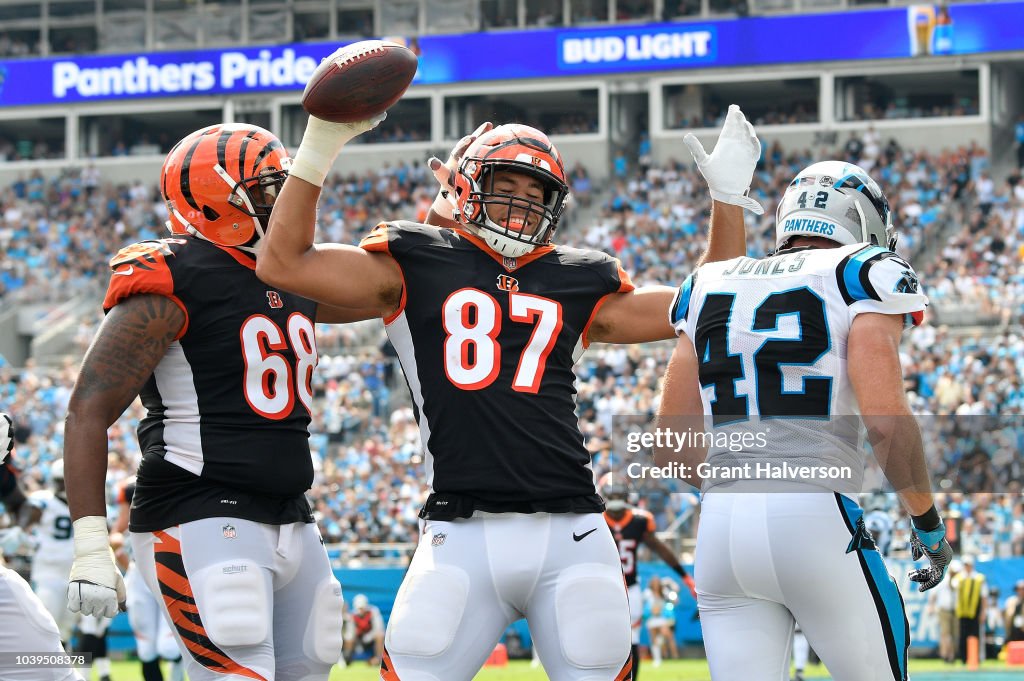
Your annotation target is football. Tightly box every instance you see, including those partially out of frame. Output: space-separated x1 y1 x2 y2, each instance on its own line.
301 40 418 123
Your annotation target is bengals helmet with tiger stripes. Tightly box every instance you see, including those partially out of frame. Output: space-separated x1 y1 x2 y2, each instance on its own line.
161 123 291 249
453 124 570 258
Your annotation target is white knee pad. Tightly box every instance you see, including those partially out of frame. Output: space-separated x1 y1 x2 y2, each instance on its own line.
303 577 345 665
128 612 158 660
554 563 631 669
157 622 180 661
194 561 269 648
385 564 469 658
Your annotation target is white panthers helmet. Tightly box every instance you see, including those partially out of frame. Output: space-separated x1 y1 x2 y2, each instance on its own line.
50 458 65 482
776 161 896 252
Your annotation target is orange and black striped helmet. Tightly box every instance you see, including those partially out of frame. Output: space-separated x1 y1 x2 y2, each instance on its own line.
160 123 291 249
453 124 569 258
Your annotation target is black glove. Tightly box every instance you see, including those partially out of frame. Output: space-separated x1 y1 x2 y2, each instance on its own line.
908 511 953 592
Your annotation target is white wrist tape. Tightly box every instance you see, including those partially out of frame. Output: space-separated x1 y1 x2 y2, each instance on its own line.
72 516 111 557
430 190 457 221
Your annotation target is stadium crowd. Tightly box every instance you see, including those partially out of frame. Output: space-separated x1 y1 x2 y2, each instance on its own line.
1 131 1022 562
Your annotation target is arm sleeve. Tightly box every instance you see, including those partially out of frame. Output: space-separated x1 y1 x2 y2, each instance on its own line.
102 240 189 338
837 248 928 328
669 271 698 336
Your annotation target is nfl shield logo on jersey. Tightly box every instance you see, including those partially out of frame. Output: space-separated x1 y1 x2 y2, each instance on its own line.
502 256 518 270
432 532 447 547
222 524 237 539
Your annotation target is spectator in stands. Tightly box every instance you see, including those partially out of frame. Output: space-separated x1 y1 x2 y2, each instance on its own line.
844 131 864 163
1006 580 1024 643
342 593 385 665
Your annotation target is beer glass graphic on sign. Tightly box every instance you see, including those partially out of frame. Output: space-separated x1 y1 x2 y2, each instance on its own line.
908 5 936 56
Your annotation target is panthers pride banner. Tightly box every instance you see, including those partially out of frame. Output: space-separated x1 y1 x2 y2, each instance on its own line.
0 1 1021 106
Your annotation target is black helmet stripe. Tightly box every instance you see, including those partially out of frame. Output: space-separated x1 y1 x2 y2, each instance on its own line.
179 135 205 211
251 138 284 176
216 128 234 172
238 131 257 182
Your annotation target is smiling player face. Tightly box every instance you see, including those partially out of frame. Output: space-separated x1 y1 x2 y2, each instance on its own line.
483 169 547 236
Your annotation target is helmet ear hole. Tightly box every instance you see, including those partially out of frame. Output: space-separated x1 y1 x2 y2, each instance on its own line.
202 205 220 221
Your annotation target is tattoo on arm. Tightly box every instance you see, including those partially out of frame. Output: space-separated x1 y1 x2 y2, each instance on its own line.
75 294 185 419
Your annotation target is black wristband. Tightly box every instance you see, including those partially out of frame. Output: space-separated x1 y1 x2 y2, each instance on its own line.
911 505 941 531
672 564 689 579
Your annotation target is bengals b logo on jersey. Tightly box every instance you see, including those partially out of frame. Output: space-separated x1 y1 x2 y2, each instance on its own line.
496 274 519 292
266 291 284 309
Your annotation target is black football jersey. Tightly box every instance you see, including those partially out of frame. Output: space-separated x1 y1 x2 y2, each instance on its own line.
360 222 634 517
605 509 655 586
102 236 317 532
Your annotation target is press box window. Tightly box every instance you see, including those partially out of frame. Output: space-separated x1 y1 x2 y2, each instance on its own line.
281 98 431 147
663 79 819 129
835 70 980 121
79 109 222 158
0 118 66 160
444 90 599 140
337 0 375 39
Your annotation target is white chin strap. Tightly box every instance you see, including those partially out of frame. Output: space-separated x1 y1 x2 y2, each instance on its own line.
469 224 537 258
173 206 260 255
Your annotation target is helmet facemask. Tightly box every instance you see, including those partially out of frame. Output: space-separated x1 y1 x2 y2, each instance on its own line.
463 161 567 257
225 165 290 249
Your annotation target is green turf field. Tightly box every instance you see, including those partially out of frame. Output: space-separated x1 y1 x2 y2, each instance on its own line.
91 658 1018 680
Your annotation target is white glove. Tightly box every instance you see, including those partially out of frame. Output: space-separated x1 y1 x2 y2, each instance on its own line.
0 526 29 555
1 412 12 458
289 112 387 188
684 104 764 215
67 516 125 618
426 122 492 221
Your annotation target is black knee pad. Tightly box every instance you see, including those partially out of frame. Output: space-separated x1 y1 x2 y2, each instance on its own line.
141 658 164 681
76 633 107 658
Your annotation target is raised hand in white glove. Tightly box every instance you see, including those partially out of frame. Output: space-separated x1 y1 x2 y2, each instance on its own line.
289 112 388 188
684 104 764 215
426 122 493 221
67 516 125 618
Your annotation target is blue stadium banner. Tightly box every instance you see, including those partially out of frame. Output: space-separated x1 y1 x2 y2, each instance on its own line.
0 1 1022 107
